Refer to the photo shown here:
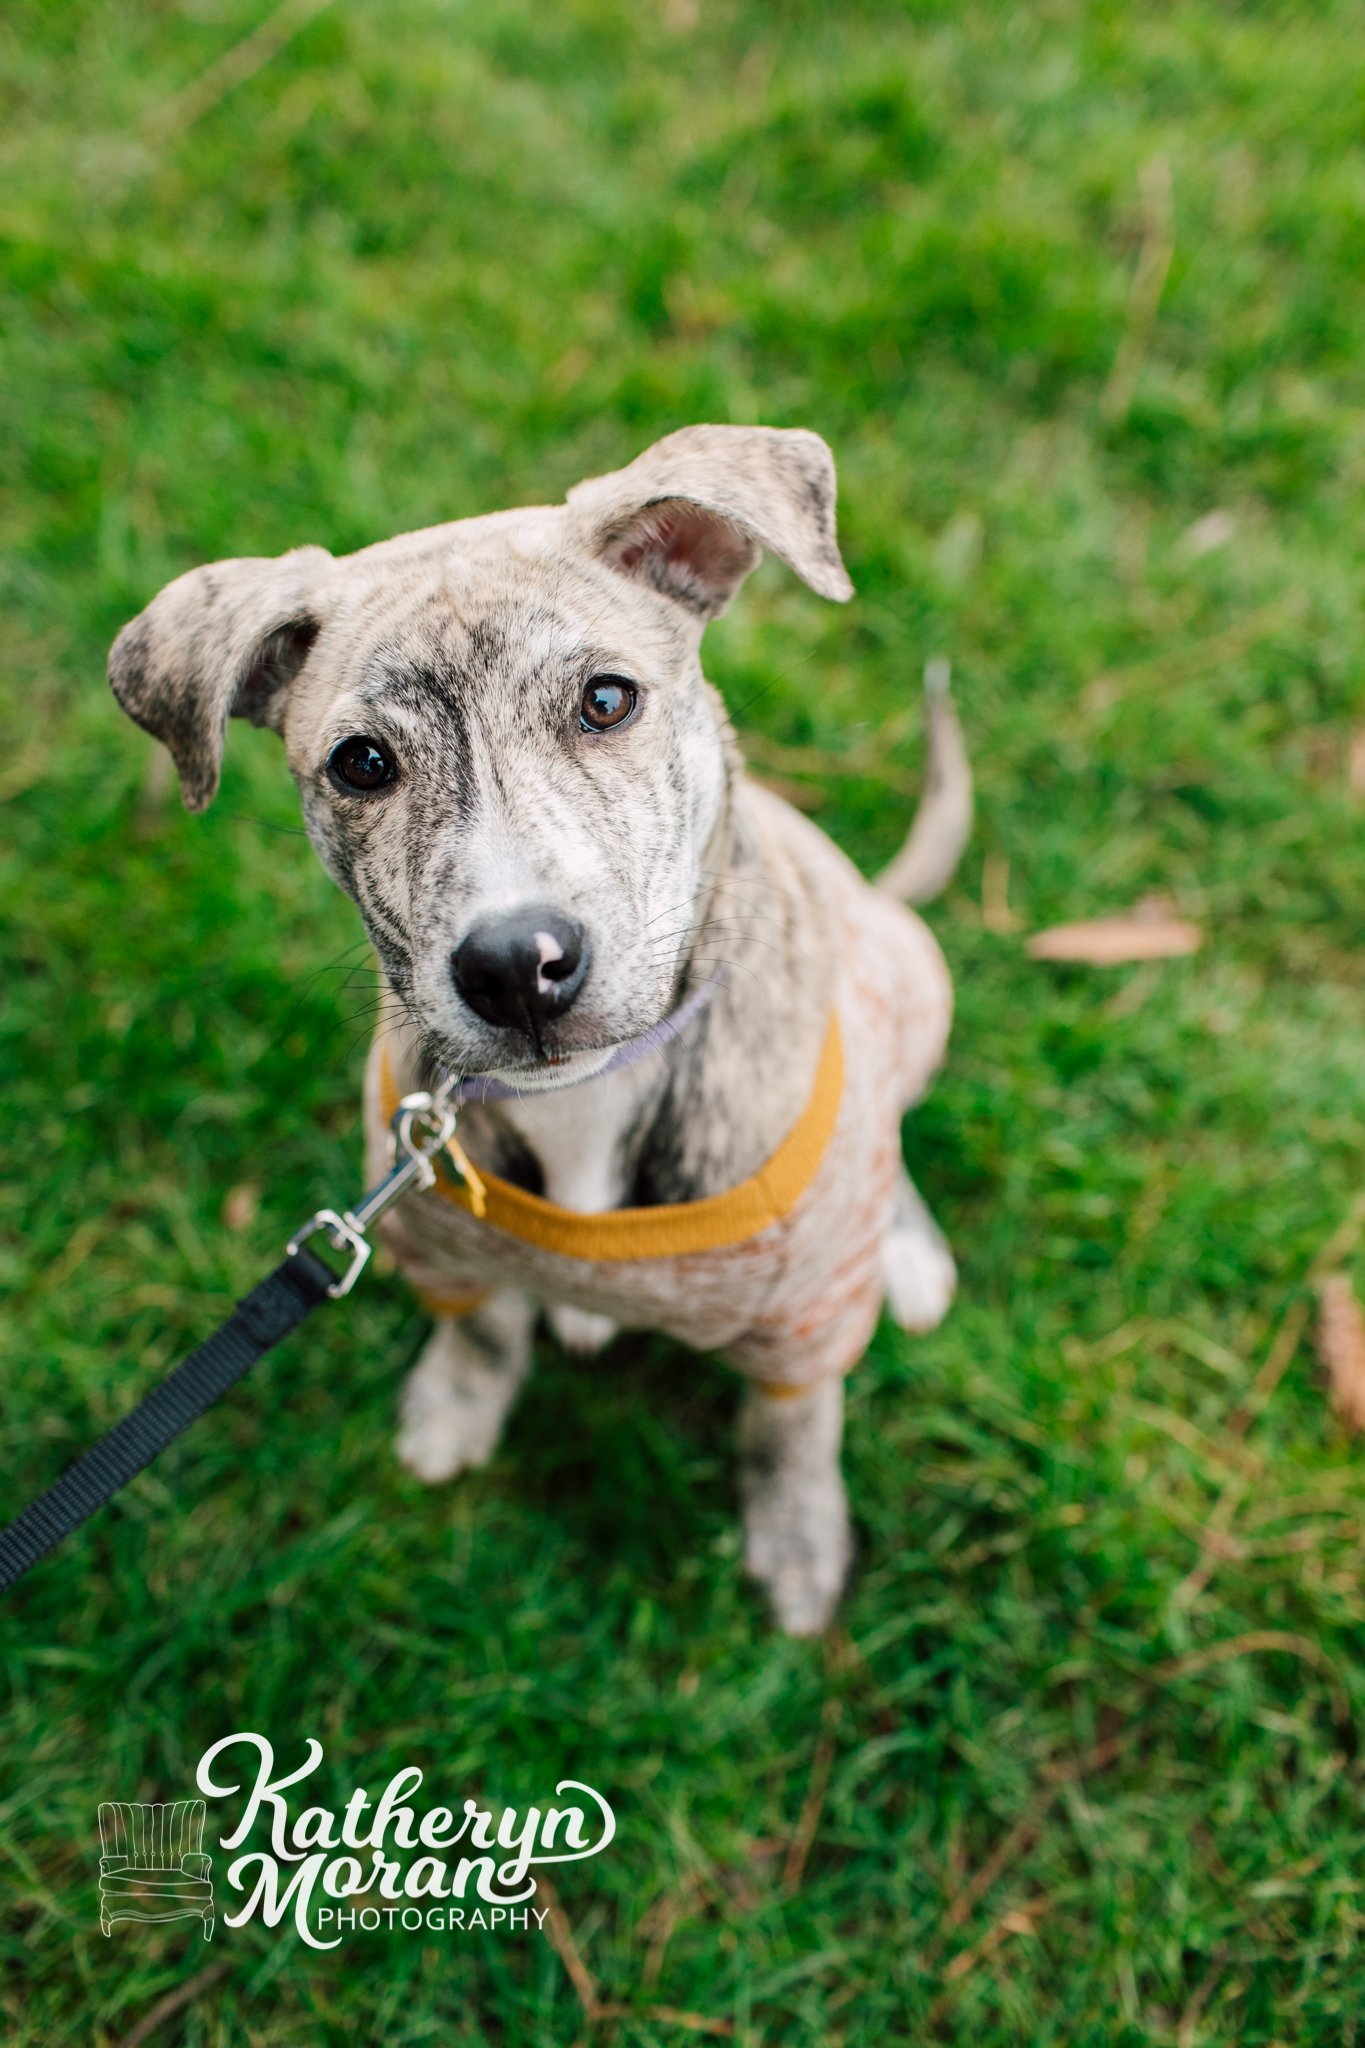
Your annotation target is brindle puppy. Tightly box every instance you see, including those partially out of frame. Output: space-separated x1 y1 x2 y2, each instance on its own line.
110 426 970 1634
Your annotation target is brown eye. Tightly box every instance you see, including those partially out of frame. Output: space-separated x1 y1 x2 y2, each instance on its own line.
328 735 398 791
579 676 638 732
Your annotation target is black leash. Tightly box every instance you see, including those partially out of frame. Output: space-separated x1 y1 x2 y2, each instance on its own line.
0 1251 334 1595
0 1078 471 1598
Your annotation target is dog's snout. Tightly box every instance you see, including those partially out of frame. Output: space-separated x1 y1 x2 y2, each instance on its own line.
451 906 590 1041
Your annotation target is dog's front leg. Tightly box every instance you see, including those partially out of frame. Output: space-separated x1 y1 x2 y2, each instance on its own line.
395 1291 535 1484
881 1167 956 1334
738 1378 852 1636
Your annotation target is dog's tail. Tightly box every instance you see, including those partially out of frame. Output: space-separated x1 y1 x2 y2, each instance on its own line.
874 658 973 905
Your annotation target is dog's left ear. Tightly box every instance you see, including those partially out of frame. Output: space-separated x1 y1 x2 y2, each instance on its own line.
567 424 853 620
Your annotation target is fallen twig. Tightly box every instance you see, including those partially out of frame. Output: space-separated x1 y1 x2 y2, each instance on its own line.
1102 156 1174 423
1174 1192 1365 1610
1083 592 1308 714
925 1896 1051 2023
1312 1191 1365 1281
823 1625 901 1736
1154 1628 1351 1735
928 1610 1352 1998
923 1194 1365 1991
746 769 824 812
537 1875 600 2019
1127 1397 1263 1476
982 852 1022 935
547 1876 732 2038
144 0 336 140
1172 1297 1312 1611
740 729 922 799
931 1727 1134 1956
1176 1944 1229 2048
936 1787 1053 1947
638 1871 706 1991
115 1961 231 2048
783 1694 844 1893
595 2006 733 2037
943 1895 1049 1984
1225 1295 1314 1441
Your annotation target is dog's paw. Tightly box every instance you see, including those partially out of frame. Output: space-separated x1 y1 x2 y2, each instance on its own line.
395 1384 500 1484
882 1214 956 1334
547 1304 618 1355
743 1480 853 1637
394 1323 523 1484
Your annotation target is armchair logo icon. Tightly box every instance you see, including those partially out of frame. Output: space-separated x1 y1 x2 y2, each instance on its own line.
97 1800 215 1940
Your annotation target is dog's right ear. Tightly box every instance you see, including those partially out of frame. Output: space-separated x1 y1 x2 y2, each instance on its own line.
108 545 335 811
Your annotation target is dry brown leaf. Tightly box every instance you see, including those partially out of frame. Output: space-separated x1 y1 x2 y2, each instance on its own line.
1317 1274 1365 1432
1348 729 1365 801
938 1895 1050 1990
222 1184 259 1232
1027 908 1202 965
1178 508 1237 559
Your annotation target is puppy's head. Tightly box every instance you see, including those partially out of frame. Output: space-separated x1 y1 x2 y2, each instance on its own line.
109 425 852 1082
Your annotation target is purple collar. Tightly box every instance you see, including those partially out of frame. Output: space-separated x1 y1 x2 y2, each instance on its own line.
439 975 722 1106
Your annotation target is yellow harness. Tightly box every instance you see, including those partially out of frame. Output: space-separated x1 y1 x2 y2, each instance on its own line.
377 1007 843 1263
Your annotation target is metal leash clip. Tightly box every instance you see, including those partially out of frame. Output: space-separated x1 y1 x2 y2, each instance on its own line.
286 1084 461 1298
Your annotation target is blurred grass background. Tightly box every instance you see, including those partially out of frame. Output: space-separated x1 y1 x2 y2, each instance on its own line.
3 1 1365 2041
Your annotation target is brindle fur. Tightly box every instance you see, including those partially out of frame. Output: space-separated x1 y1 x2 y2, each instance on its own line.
109 425 965 1635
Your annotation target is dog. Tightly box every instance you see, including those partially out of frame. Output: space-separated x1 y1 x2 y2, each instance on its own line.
109 425 970 1634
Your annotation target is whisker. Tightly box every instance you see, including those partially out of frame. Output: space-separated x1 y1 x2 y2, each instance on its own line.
219 809 313 839
644 913 784 949
682 953 761 986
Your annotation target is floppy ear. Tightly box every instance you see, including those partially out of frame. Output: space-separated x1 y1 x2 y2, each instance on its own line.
566 424 853 620
108 544 335 811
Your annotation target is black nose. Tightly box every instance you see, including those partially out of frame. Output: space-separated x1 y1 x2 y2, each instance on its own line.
451 906 591 1043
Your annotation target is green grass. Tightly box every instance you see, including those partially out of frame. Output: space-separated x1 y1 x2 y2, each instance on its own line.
3 1 1365 2040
